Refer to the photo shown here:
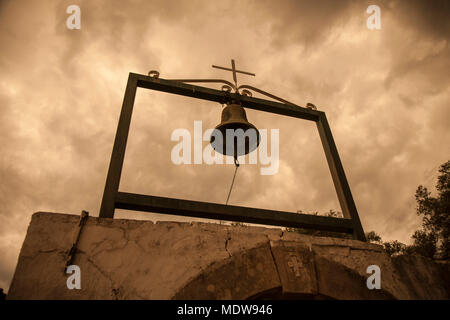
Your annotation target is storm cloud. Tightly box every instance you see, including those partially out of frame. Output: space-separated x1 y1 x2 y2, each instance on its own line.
0 0 449 291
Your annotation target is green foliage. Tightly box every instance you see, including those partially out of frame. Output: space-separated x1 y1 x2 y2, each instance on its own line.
292 160 449 260
324 209 343 218
296 210 318 215
366 232 409 257
286 209 349 239
295 209 343 218
367 160 450 259
383 240 407 256
365 231 382 244
410 230 437 258
414 160 450 259
230 221 247 227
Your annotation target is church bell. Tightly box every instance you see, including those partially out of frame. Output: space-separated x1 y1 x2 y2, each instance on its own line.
210 103 260 158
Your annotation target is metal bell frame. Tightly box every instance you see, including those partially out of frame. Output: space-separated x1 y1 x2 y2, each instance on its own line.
99 70 366 241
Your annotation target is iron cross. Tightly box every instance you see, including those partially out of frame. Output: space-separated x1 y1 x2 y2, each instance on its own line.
212 59 255 88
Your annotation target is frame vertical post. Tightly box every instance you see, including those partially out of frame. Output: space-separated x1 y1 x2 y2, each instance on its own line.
316 112 366 241
99 74 138 218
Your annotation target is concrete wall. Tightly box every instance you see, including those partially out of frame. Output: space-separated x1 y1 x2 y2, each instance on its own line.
7 212 450 299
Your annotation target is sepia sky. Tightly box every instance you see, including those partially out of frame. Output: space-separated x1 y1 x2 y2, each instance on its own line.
0 0 449 291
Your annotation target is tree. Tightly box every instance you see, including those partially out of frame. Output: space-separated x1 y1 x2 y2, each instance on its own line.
365 231 382 244
324 209 343 218
292 160 450 260
410 230 437 258
365 231 407 256
414 160 450 259
287 209 349 238
383 240 406 256
366 231 381 243
367 160 450 259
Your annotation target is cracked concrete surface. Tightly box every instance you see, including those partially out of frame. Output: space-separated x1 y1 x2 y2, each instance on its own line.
7 212 450 299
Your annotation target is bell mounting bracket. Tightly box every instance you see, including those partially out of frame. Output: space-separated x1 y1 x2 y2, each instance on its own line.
99 67 366 241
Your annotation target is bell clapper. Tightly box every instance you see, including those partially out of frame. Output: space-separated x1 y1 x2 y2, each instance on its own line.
234 156 240 167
